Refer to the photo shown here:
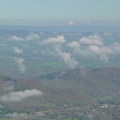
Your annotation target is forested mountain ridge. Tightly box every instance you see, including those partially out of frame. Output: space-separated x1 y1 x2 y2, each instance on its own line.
37 67 120 97
0 67 120 119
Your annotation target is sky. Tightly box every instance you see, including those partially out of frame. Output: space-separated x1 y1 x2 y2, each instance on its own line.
0 0 120 26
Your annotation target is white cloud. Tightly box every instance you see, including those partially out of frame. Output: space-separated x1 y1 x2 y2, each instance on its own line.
0 89 42 102
80 35 103 46
23 44 30 48
68 21 75 26
11 36 24 41
90 45 114 55
14 57 26 73
10 33 39 41
110 42 120 53
89 43 120 62
55 47 78 69
13 47 23 54
99 54 109 62
89 45 101 54
26 33 39 40
43 36 66 45
68 41 80 48
89 45 109 62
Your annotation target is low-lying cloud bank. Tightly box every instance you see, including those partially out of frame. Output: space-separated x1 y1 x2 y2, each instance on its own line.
0 89 42 102
66 34 120 62
9 33 120 71
40 34 120 68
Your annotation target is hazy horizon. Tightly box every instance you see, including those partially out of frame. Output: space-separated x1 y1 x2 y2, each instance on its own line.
0 0 120 26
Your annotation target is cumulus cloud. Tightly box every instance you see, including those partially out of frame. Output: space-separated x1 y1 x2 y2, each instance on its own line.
14 57 26 73
89 45 109 62
26 33 39 40
65 33 120 62
110 42 120 53
13 46 23 54
89 45 101 54
11 36 24 41
10 33 39 41
40 33 120 64
23 44 30 48
68 41 80 48
43 36 66 45
55 47 78 69
80 35 103 46
89 43 120 62
0 89 42 102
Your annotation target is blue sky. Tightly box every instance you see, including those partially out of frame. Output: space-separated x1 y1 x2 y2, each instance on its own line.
0 0 120 26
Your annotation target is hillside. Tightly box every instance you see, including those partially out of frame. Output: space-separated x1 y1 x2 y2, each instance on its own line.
37 67 120 98
0 67 120 120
